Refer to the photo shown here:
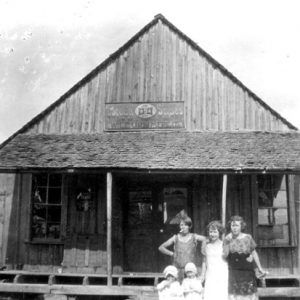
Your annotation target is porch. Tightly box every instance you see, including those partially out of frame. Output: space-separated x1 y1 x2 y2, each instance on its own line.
0 270 300 299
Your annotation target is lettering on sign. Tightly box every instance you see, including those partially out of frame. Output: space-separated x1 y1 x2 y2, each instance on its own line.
105 102 184 130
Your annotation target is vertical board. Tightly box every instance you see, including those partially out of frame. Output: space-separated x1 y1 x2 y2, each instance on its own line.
0 174 19 267
18 173 32 265
294 175 300 274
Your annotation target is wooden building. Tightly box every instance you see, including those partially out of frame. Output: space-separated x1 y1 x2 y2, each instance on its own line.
0 14 299 299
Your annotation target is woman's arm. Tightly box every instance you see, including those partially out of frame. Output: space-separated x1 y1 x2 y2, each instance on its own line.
194 233 206 242
252 250 265 273
200 257 206 283
222 234 231 258
158 236 175 257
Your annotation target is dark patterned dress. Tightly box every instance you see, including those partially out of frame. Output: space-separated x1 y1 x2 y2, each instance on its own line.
223 233 257 300
173 233 198 281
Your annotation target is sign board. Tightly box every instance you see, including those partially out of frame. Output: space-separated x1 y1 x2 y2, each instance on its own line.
105 102 184 130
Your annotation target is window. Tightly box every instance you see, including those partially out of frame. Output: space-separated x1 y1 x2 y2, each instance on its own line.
257 175 290 246
31 173 62 240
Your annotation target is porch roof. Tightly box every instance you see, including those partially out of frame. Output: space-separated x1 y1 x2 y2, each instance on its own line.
0 131 299 171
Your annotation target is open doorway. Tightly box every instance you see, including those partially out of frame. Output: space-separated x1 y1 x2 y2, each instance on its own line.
121 174 192 273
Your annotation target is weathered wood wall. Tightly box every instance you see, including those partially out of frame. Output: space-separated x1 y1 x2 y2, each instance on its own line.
25 21 292 134
0 174 16 267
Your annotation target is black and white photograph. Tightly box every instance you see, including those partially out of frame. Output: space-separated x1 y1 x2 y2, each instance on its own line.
0 0 299 299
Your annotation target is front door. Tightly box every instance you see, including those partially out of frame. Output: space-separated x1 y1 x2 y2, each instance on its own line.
123 179 190 272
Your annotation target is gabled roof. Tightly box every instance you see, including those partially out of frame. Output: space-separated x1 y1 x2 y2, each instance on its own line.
0 131 299 171
0 14 297 150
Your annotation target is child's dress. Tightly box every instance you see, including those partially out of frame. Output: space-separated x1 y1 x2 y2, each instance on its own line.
182 277 203 300
202 239 228 300
157 280 184 300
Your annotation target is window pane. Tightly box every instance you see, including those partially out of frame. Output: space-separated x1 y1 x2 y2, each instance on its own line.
258 175 272 190
48 188 61 204
274 208 288 224
49 174 62 187
32 205 46 239
33 188 47 203
258 190 273 207
33 205 46 220
47 223 60 239
258 208 271 225
273 175 284 190
273 191 287 207
34 173 48 187
48 206 61 223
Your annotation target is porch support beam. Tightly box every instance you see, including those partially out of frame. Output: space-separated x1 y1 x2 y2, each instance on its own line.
106 172 112 286
221 174 228 228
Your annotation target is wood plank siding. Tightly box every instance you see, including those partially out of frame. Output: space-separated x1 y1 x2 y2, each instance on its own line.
25 21 292 134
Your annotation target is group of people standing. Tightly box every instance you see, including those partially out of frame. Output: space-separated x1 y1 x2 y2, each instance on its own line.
157 215 266 300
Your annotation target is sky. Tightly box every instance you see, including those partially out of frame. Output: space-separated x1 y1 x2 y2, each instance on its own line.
0 0 300 143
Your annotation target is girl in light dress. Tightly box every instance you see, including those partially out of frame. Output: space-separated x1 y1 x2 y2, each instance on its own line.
157 265 184 300
182 262 203 300
200 220 228 300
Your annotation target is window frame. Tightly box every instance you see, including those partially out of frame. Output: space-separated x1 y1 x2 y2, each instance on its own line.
30 173 63 243
256 174 297 248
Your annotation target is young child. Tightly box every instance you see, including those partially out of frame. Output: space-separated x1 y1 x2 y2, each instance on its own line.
181 262 203 300
200 221 228 300
157 265 184 300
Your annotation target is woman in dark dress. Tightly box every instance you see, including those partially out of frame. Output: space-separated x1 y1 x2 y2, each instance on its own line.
223 216 266 300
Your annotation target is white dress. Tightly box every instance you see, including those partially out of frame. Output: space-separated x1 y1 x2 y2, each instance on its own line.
157 280 184 300
203 239 228 300
182 277 203 300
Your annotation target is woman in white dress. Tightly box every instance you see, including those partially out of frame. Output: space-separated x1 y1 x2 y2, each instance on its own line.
200 220 228 300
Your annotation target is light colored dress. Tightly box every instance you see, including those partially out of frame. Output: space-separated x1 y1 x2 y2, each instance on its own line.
203 239 228 300
157 280 184 300
182 277 203 300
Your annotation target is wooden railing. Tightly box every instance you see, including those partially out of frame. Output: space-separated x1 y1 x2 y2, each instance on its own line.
0 271 300 298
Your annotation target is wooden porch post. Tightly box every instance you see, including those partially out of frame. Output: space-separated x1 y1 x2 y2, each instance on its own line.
106 172 112 286
221 174 228 228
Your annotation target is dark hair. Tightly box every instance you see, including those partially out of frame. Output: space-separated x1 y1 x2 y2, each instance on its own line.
227 215 246 231
206 220 225 235
180 216 193 229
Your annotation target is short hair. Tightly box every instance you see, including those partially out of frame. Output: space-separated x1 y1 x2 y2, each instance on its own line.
180 216 193 229
227 215 247 231
206 220 225 235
